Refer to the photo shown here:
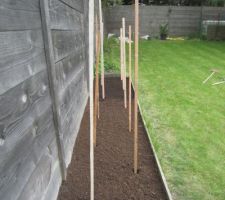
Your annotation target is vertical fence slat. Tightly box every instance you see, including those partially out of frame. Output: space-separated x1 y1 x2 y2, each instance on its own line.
40 0 67 180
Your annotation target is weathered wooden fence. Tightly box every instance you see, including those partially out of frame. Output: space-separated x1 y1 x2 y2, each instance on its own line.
0 0 89 199
105 5 225 37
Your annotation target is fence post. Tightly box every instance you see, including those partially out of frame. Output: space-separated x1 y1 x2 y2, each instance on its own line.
40 0 67 180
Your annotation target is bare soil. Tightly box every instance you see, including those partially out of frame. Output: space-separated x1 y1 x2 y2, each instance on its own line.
58 77 167 200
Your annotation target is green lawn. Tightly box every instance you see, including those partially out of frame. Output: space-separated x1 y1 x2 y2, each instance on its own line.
104 38 225 200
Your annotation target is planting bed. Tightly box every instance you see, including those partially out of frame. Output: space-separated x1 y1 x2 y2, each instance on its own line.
57 77 167 200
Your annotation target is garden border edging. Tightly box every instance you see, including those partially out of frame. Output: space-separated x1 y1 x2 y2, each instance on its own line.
137 99 173 200
129 79 173 200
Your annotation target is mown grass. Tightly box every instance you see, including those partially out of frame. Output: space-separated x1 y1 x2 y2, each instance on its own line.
104 38 225 200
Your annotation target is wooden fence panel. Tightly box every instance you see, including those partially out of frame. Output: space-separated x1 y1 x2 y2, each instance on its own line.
105 5 225 37
0 0 89 199
48 0 88 166
0 30 46 95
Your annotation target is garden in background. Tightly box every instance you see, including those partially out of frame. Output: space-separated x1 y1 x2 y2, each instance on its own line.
104 38 225 199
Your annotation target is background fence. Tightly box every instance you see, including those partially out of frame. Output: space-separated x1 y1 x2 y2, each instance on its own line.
105 5 225 37
0 0 89 200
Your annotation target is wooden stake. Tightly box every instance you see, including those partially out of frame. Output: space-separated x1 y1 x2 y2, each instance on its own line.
129 25 132 132
122 19 125 90
93 16 97 147
122 18 127 108
134 0 139 174
88 0 94 199
97 30 101 119
120 28 123 81
101 22 105 100
94 16 100 147
98 101 100 119
98 0 105 99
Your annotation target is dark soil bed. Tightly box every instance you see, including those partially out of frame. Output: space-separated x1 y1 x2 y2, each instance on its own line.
58 77 167 200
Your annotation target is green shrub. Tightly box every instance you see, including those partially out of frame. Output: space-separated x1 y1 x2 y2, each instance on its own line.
159 23 169 40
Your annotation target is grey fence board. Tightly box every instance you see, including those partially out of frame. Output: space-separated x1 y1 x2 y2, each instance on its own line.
52 30 85 62
0 71 50 141
40 138 62 200
50 0 83 31
17 153 52 200
40 0 67 180
48 0 88 167
63 89 87 165
0 0 89 199
58 0 83 13
42 159 62 200
59 68 84 117
105 5 225 37
0 30 46 95
55 50 85 93
0 106 55 200
0 7 41 31
0 0 40 11
41 0 88 178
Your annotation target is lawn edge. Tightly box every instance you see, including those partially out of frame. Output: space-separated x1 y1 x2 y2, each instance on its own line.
129 78 173 200
137 100 173 200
